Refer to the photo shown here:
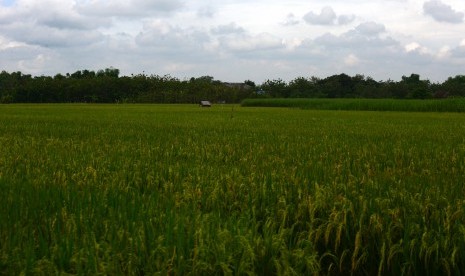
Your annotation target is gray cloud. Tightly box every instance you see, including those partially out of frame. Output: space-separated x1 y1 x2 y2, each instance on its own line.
38 12 110 31
0 22 104 48
355 22 386 36
423 0 464 23
450 45 465 58
77 0 184 18
338 14 356 25
303 6 356 26
211 23 245 35
310 22 393 52
197 6 216 18
294 22 401 74
0 1 110 48
303 6 337 25
0 0 110 30
135 21 212 62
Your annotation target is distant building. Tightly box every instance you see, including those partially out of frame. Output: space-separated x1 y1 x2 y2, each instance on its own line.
223 82 252 90
255 89 266 96
199 100 212 107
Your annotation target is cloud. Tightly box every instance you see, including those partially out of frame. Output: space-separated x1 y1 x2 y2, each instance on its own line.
450 45 465 58
39 15 96 30
289 22 405 79
303 6 337 25
135 20 213 61
77 0 184 18
423 0 464 23
211 23 245 35
0 0 109 29
344 54 360 66
338 14 356 25
282 13 300 26
0 35 26 50
0 0 465 83
405 42 429 54
0 43 69 76
355 22 386 36
303 6 355 26
197 6 216 18
312 22 392 51
219 32 284 53
1 22 104 48
0 0 111 48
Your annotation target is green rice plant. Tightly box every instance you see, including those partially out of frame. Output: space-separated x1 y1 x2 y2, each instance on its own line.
1 104 465 274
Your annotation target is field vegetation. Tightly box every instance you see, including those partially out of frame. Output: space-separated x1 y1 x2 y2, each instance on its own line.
1 104 465 275
241 98 465 112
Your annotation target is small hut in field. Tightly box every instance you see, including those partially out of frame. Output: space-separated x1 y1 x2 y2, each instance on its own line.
199 100 212 107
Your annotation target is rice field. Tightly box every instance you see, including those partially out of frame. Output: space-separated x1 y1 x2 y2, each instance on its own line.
1 104 465 275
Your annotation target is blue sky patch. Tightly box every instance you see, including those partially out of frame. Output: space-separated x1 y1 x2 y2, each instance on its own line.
1 0 15 7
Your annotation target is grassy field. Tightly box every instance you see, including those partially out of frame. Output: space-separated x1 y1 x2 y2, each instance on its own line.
241 98 465 112
1 104 465 275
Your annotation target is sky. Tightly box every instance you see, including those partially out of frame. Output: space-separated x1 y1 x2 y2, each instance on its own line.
1 0 465 83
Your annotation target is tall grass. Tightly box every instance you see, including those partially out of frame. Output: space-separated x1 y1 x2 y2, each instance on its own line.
241 98 465 112
1 104 465 274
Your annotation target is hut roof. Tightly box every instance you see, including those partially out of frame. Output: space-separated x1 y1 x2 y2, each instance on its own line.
200 100 212 107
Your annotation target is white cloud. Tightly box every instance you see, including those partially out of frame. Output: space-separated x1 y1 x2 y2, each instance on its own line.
0 35 26 50
303 6 355 26
405 42 420 52
283 38 302 50
18 54 50 72
344 54 360 66
423 0 464 23
437 45 451 59
405 42 429 54
282 13 300 26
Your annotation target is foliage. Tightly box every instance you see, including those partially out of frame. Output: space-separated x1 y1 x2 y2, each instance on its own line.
0 70 252 104
1 104 465 274
3 69 465 103
253 73 465 100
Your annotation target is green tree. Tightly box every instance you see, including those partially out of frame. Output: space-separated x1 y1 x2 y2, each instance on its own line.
400 74 432 99
288 77 318 98
260 79 288 98
441 75 465 97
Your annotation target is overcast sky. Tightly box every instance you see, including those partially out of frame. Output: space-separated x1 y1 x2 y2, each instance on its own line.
1 0 465 83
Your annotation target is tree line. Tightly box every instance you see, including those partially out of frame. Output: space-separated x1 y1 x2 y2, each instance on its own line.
0 68 251 104
1 68 465 103
257 73 465 99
